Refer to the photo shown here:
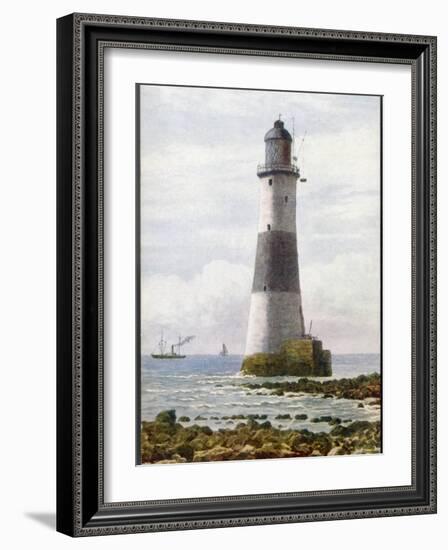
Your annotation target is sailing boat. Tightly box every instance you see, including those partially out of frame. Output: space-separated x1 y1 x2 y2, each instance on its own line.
151 332 195 359
219 343 228 356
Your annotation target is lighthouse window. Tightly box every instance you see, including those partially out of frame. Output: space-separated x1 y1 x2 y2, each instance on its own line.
263 285 267 291
267 224 271 231
285 196 288 203
268 178 273 186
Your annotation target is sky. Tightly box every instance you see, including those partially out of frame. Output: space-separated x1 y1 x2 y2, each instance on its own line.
139 84 381 355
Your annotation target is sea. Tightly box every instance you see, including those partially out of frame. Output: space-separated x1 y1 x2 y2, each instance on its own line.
141 354 381 433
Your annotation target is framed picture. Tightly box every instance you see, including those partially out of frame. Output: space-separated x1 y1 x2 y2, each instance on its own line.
56 13 437 536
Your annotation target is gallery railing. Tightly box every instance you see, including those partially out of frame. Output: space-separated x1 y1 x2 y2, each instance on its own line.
256 163 300 177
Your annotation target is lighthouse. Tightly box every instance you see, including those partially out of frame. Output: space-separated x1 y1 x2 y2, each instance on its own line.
241 118 331 377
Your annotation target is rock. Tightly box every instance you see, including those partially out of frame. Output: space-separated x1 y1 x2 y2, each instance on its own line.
311 415 332 423
237 444 256 459
178 416 190 422
259 421 272 429
294 414 308 420
153 432 171 444
153 410 178 435
199 426 213 436
240 339 332 377
193 446 235 462
189 434 209 451
275 413 291 420
328 446 343 456
242 372 380 400
331 420 377 438
289 435 304 451
155 410 176 426
294 443 312 455
329 417 342 426
254 442 281 459
357 403 364 408
172 453 186 462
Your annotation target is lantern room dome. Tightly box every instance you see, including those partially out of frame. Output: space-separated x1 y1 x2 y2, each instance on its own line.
264 119 292 142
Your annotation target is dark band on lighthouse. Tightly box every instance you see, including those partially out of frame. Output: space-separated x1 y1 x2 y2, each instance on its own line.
252 231 300 293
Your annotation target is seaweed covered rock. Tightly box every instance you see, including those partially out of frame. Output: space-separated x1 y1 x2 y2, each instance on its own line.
241 338 331 377
155 409 176 426
153 409 178 435
243 372 381 401
140 410 381 464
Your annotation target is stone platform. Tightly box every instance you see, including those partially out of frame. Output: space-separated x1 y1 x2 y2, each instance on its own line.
241 338 332 377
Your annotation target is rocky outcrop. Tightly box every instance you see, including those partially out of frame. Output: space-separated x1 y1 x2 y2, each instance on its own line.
241 338 331 377
243 372 381 401
141 410 380 464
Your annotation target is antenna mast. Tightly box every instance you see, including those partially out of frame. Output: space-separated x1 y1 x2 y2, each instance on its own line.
298 130 308 183
292 117 298 162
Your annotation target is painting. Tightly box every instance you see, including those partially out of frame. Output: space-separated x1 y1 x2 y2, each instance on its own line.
137 83 382 465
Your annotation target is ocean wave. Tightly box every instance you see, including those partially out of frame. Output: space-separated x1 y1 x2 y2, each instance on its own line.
160 374 203 380
217 400 278 408
141 357 382 429
175 397 196 402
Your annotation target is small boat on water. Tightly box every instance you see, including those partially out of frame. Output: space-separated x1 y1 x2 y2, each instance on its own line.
151 332 195 359
219 343 228 356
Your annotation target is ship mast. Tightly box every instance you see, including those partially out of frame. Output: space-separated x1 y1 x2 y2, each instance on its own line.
159 330 167 355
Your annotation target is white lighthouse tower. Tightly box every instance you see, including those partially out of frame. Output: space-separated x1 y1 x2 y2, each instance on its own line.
244 118 305 355
242 118 331 376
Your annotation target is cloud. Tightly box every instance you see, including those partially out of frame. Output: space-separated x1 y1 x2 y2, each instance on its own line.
141 260 252 354
301 252 381 353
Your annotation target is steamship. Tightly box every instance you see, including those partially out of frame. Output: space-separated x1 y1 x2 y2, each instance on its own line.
151 332 195 359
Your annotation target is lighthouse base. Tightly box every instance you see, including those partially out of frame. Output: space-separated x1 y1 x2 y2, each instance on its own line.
241 338 332 377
